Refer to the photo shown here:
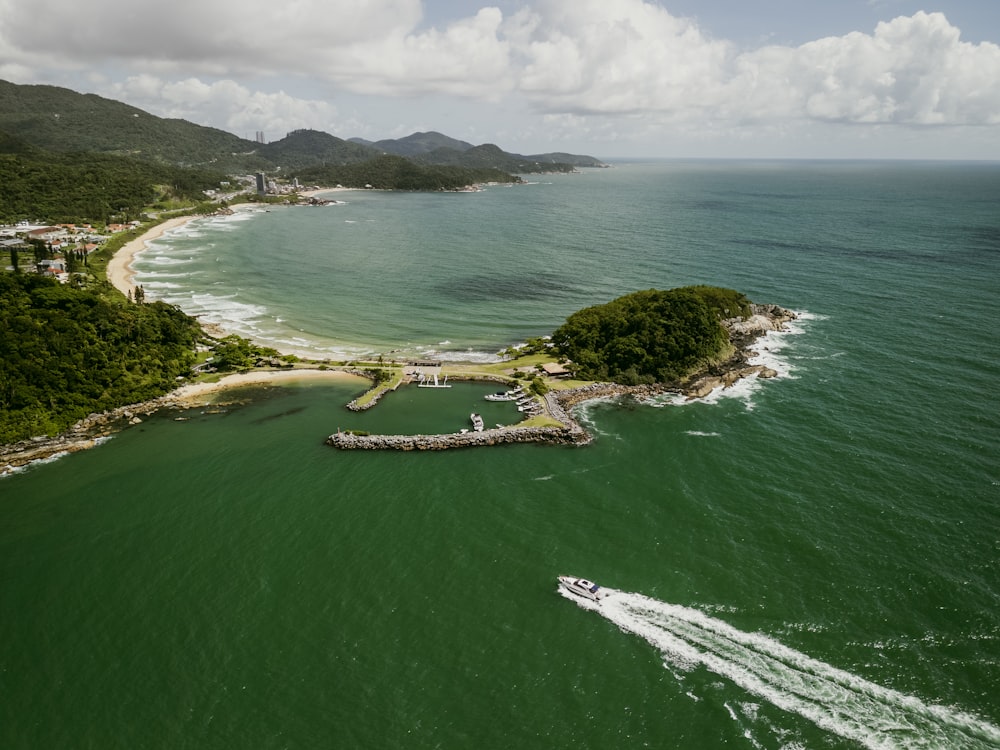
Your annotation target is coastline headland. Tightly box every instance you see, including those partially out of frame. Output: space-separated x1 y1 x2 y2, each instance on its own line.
1 209 797 472
1 301 795 471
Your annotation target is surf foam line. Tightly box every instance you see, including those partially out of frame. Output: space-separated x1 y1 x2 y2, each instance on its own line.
571 590 1000 749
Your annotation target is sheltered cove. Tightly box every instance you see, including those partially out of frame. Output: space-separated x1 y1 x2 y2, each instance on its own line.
1 197 797 471
327 305 796 451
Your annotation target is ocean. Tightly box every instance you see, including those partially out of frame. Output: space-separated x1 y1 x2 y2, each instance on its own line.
2 160 999 749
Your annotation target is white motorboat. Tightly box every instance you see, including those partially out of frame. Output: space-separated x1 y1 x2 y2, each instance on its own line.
484 391 516 401
557 575 606 602
470 413 485 432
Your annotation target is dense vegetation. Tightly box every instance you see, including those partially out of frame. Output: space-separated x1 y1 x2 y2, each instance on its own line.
257 129 378 170
0 80 602 176
552 286 752 384
296 155 521 190
0 133 227 224
0 81 266 171
362 131 606 169
0 274 203 443
413 143 576 174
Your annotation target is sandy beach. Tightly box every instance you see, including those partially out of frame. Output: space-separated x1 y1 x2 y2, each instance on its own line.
106 215 199 296
169 369 367 406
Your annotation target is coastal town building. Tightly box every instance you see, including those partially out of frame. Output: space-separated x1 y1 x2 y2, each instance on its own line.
1 221 113 280
541 362 572 378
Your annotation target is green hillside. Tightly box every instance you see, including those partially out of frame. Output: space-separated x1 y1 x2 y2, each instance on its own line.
258 129 380 170
295 154 521 190
0 133 227 224
371 131 475 157
0 273 204 443
0 80 264 171
413 143 575 174
367 130 606 171
0 79 606 177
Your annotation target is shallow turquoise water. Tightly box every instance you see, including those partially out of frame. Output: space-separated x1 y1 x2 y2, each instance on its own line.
2 161 999 749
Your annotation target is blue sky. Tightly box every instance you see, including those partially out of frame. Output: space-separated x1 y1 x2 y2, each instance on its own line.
1 0 998 159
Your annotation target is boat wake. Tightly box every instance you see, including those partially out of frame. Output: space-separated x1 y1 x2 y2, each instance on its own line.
561 588 1000 749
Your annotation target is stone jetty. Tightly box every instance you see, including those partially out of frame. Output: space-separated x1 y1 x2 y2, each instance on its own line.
327 424 587 451
326 383 677 452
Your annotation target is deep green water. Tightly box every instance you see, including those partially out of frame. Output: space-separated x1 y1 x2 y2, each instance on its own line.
2 161 999 748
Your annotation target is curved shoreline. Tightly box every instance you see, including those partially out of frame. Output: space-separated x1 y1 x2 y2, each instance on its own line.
2 304 796 470
1 214 798 472
106 215 199 296
0 369 366 476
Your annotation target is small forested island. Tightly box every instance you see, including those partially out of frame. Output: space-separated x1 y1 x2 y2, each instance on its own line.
552 286 751 384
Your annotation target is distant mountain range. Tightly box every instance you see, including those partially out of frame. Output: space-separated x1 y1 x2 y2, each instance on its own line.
350 131 606 170
0 80 606 175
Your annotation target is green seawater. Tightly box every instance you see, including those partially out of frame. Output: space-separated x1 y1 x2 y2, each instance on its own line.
2 161 999 749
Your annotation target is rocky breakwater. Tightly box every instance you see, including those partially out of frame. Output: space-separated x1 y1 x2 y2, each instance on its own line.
328 383 676 453
327 424 586 451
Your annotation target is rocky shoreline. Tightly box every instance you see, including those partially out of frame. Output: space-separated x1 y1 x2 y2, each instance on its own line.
681 303 796 398
0 391 199 476
3 304 796 470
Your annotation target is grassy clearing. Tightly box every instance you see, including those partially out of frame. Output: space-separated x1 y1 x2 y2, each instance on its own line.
351 367 405 408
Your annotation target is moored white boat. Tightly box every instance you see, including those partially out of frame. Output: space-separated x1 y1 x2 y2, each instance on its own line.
470 413 485 432
557 575 606 602
484 391 516 401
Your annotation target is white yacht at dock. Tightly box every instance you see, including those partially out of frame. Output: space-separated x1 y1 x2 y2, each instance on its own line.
484 391 516 401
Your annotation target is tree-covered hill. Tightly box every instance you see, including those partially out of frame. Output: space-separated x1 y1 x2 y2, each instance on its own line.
295 154 521 190
258 129 380 170
0 273 203 443
0 133 227 224
0 80 264 171
0 80 604 176
358 130 606 171
413 143 577 174
368 131 475 157
552 286 753 384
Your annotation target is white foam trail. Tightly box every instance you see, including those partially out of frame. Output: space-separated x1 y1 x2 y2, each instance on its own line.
561 588 1000 749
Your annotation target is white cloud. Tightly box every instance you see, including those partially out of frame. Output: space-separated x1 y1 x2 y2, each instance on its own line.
732 11 1000 125
508 5 1000 126
105 76 344 139
0 0 509 96
322 7 513 97
2 0 999 156
0 0 424 71
511 0 732 116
